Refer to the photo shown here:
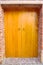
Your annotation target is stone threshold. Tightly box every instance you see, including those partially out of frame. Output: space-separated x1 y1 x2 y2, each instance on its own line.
1 58 43 65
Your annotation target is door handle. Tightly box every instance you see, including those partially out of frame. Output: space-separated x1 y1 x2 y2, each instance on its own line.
23 28 25 31
18 28 21 30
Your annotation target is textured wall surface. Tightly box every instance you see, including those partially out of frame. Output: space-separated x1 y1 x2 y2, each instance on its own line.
0 0 43 1
38 6 42 62
41 4 43 63
0 5 5 64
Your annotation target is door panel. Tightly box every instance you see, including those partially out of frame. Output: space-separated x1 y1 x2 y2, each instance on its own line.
21 12 38 57
4 11 38 57
4 11 21 57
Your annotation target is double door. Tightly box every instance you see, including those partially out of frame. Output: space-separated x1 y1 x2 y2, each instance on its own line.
4 11 38 58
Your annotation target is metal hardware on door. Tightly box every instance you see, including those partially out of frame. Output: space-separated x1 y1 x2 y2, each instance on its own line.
18 28 21 30
23 28 25 31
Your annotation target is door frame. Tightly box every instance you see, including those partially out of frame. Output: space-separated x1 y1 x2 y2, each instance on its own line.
0 4 42 63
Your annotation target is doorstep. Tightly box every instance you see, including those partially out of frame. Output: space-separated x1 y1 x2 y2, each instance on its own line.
2 58 43 65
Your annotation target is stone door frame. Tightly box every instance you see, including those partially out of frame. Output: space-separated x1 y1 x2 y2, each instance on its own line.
0 4 43 63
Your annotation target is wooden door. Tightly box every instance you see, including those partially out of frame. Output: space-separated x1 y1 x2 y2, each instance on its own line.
21 12 38 57
4 11 38 58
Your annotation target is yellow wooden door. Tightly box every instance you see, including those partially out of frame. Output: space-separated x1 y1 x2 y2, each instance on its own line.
21 12 38 57
4 11 38 58
4 11 22 57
